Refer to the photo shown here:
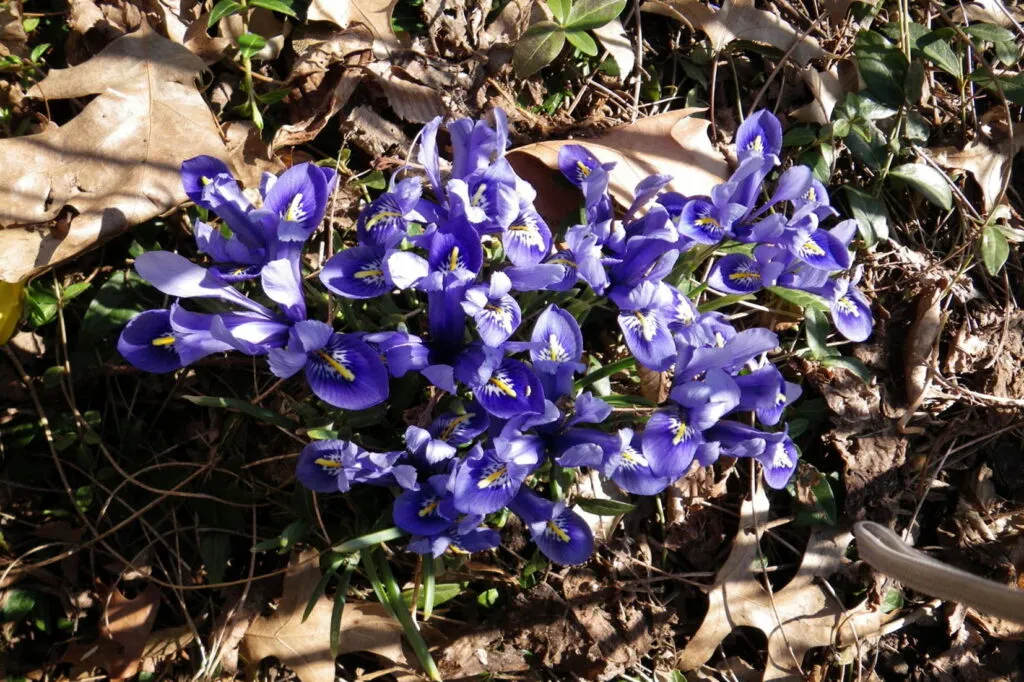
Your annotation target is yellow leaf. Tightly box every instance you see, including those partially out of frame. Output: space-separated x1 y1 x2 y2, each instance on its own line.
0 280 23 345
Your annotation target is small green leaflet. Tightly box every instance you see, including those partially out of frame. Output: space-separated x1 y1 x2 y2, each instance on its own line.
548 0 571 25
804 307 836 359
208 0 243 27
237 32 268 61
565 29 599 56
843 186 889 247
981 222 1010 276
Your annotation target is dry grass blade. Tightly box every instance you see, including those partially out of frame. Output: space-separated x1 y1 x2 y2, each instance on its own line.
0 22 236 283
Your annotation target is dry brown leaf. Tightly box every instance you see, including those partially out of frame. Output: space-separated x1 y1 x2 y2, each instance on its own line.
508 108 729 226
366 63 446 124
480 0 532 48
592 19 635 81
65 584 164 680
308 0 400 55
904 287 943 411
637 365 670 404
0 1 27 57
238 550 408 682
343 104 410 157
953 0 1024 28
792 63 856 126
677 489 895 681
932 135 1024 213
271 25 371 149
0 23 235 283
643 0 825 67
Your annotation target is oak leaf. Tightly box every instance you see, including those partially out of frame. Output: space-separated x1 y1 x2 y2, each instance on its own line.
0 23 237 283
677 488 895 681
643 0 825 67
64 584 162 680
507 108 729 226
238 550 409 682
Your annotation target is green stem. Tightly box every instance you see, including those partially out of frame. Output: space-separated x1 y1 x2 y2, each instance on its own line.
334 526 407 553
575 356 636 392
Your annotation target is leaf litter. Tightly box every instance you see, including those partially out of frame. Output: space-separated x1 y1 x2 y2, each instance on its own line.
0 23 241 283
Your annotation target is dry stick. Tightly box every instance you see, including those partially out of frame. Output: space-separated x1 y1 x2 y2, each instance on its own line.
631 0 644 122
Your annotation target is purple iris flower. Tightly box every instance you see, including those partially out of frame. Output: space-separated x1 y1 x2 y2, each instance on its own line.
453 345 545 419
508 487 593 566
451 438 541 515
675 327 779 381
118 306 243 374
262 162 337 244
448 109 509 180
557 144 615 189
453 160 520 235
503 197 552 266
818 266 874 342
393 474 459 536
602 428 674 496
733 364 802 426
526 305 586 400
462 272 521 347
364 331 430 378
320 244 397 300
736 110 783 161
607 208 680 296
296 439 417 493
614 281 677 372
427 402 490 445
707 421 799 489
267 320 389 410
641 368 742 479
677 183 750 244
134 251 274 317
356 177 424 247
707 245 790 295
404 425 457 465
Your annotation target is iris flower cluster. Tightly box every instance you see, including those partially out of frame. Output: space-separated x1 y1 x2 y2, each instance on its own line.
119 109 872 566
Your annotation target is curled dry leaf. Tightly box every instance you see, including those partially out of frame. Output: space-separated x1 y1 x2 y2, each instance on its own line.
642 0 825 67
271 25 371 149
308 0 401 56
904 286 943 411
238 550 408 682
64 584 162 680
592 19 635 81
0 1 27 57
953 0 1024 28
677 489 896 680
366 62 447 124
507 108 729 225
932 134 1024 213
792 62 857 126
0 23 237 283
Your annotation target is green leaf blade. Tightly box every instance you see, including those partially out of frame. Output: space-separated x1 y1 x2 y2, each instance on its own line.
565 0 625 30
982 223 1010 276
250 0 297 16
888 163 953 210
513 22 566 77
